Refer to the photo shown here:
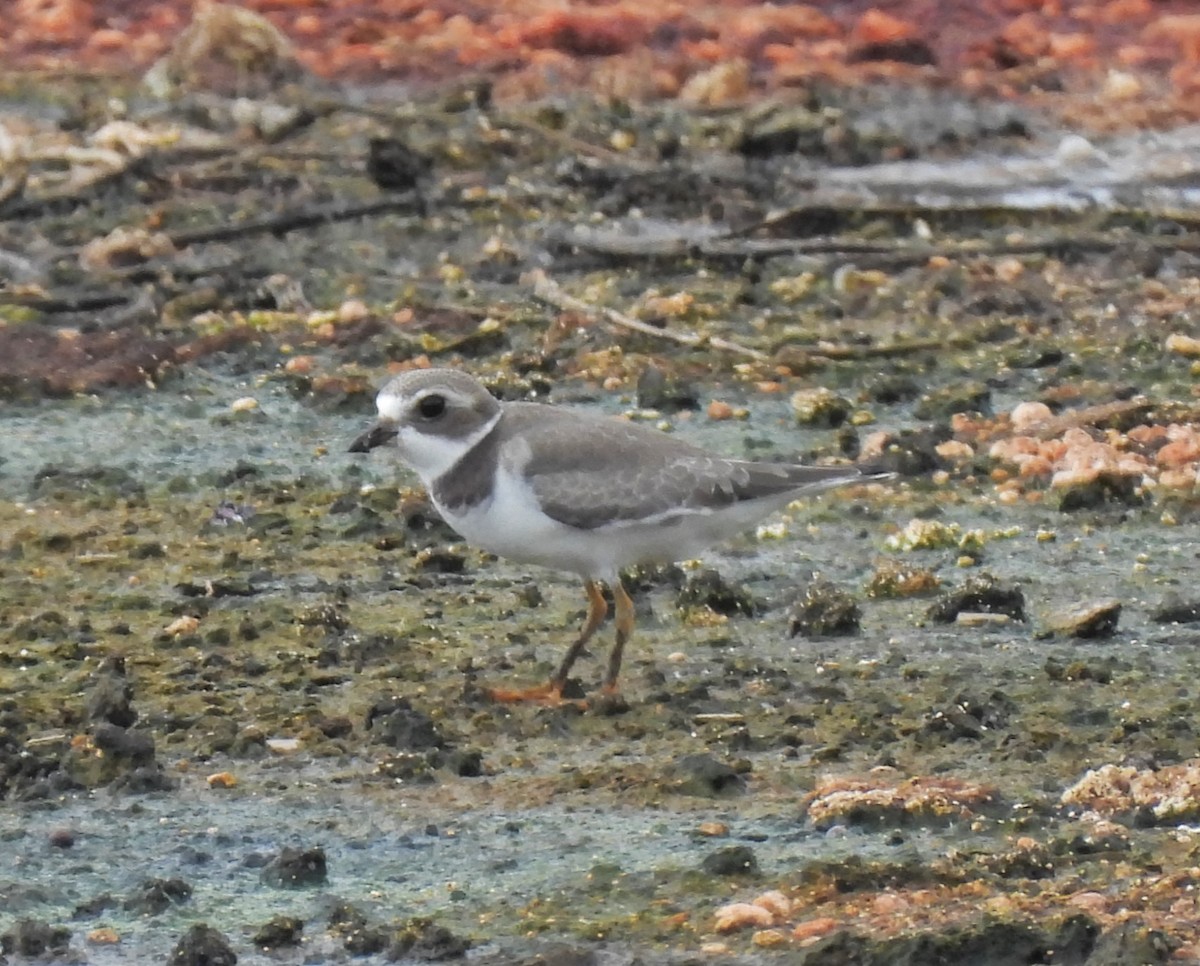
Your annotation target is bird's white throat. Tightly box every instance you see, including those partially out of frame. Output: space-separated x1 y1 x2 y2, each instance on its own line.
396 411 500 483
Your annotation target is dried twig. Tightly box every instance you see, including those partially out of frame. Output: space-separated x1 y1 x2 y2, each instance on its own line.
524 268 769 362
1028 398 1153 440
166 195 422 248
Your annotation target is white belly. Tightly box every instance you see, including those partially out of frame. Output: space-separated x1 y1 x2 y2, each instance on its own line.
432 465 786 580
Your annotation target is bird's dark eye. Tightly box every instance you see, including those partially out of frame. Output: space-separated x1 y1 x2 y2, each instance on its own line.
417 393 446 419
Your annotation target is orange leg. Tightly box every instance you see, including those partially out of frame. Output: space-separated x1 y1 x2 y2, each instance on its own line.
485 579 607 704
601 579 635 694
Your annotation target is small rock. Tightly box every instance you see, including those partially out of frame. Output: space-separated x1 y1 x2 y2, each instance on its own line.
168 923 237 966
1055 470 1144 511
329 902 388 956
367 134 433 191
670 753 746 798
1166 332 1200 358
261 846 328 888
0 918 72 957
72 893 118 919
790 916 841 943
676 569 757 618
636 364 699 412
86 675 137 728
913 382 991 420
294 603 348 631
443 748 484 778
790 387 851 427
317 714 354 738
787 578 861 637
1043 599 1122 639
1010 400 1053 432
413 546 467 574
866 560 940 598
701 845 759 877
862 911 1095 964
926 574 1025 624
376 751 436 784
867 425 951 476
92 722 157 763
365 696 443 750
388 917 471 961
923 691 1014 741
1150 592 1200 625
707 399 735 421
713 902 774 933
164 615 200 636
795 930 868 961
123 877 193 915
252 915 303 949
955 611 1011 627
48 828 75 848
1044 657 1113 684
1087 919 1174 965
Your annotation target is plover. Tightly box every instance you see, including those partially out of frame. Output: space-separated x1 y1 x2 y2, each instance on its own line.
350 368 888 702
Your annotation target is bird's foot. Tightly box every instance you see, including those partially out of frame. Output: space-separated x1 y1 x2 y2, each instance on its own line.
484 679 587 706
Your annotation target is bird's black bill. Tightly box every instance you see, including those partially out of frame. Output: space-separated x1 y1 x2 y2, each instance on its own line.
349 423 398 453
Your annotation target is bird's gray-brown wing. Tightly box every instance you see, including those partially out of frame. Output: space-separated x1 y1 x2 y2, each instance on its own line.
505 405 863 531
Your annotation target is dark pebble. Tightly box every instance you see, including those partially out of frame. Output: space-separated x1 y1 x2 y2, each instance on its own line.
670 753 746 798
922 691 1015 743
675 569 757 618
72 892 117 918
913 381 991 420
365 695 443 750
0 918 72 957
85 672 137 728
318 714 355 738
47 827 75 848
112 763 178 793
1057 471 1145 512
864 913 1097 966
294 603 348 631
796 929 867 964
926 573 1025 624
1088 919 1175 965
869 425 952 477
787 577 861 637
168 922 237 966
443 748 483 777
700 844 759 877
1150 592 1200 625
252 915 304 949
635 363 699 413
91 722 156 764
261 845 328 888
123 877 193 915
414 547 468 574
390 917 471 960
507 941 598 966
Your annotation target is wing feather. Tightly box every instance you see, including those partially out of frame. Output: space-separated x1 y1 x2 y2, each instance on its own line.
502 405 862 531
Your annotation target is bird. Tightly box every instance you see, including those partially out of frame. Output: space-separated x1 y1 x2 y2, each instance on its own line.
350 367 889 703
